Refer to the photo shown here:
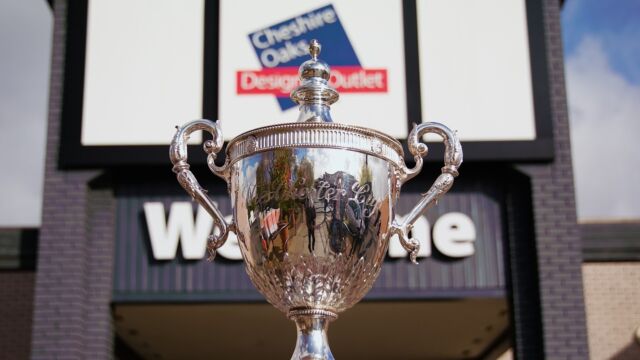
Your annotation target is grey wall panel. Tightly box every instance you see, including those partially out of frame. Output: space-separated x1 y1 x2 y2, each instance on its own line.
113 173 506 302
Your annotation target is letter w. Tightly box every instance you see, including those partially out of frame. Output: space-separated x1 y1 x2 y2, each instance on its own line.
144 202 212 260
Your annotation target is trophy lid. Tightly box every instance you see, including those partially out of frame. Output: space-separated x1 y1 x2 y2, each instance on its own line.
290 40 339 123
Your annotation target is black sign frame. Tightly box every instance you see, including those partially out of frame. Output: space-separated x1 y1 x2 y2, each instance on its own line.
59 0 553 168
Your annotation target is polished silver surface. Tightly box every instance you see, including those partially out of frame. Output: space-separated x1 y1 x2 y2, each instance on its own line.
232 147 396 314
289 309 337 360
390 122 463 263
225 122 404 167
169 120 234 261
169 40 463 359
290 39 338 123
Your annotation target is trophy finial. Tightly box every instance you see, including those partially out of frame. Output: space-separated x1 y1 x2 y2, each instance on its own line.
290 39 339 122
309 39 321 61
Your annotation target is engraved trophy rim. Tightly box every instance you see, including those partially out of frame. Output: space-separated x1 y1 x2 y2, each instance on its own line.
224 121 405 167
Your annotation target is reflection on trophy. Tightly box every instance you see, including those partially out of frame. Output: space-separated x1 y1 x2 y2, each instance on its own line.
170 40 462 359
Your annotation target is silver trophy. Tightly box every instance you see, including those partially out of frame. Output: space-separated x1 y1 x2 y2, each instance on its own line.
170 40 462 359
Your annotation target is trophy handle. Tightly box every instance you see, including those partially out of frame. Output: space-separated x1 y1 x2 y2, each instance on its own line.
390 122 463 264
170 119 234 261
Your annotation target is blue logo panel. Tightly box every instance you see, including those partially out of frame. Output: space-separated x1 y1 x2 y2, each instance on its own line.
247 4 361 110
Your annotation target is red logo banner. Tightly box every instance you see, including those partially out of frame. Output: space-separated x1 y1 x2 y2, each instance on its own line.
237 66 388 97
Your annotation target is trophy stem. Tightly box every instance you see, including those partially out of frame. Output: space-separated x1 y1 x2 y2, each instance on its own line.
289 309 337 360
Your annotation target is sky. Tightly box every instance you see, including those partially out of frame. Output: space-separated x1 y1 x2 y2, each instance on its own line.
0 0 51 227
0 0 638 227
562 0 640 221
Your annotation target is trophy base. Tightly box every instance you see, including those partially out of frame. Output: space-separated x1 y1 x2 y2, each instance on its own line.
289 308 338 360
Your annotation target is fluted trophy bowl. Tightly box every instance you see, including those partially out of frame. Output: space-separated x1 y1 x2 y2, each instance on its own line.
231 123 403 315
170 40 462 360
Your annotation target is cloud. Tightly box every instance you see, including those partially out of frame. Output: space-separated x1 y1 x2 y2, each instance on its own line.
0 0 51 227
562 1 640 85
243 161 260 182
566 36 640 221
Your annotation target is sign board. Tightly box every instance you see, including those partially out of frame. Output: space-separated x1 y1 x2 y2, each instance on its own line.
60 0 553 166
417 0 536 141
113 179 506 302
80 0 205 146
142 202 477 261
219 0 407 139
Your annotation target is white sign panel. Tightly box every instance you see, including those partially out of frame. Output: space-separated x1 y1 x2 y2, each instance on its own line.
417 0 536 141
81 0 204 145
219 0 408 140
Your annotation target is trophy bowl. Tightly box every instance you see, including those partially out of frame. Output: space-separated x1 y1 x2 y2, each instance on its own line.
170 40 462 359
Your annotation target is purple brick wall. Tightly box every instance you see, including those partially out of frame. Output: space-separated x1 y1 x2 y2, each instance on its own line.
85 188 116 358
30 1 116 359
514 0 590 358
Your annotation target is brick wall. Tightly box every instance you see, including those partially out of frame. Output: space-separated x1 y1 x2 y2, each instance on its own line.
514 0 590 358
29 0 116 358
583 263 640 359
0 272 35 360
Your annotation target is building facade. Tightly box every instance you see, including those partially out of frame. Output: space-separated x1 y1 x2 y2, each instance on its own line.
3 0 619 358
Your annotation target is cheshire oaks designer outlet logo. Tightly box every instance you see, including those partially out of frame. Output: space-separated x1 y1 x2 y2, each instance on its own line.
237 4 388 111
